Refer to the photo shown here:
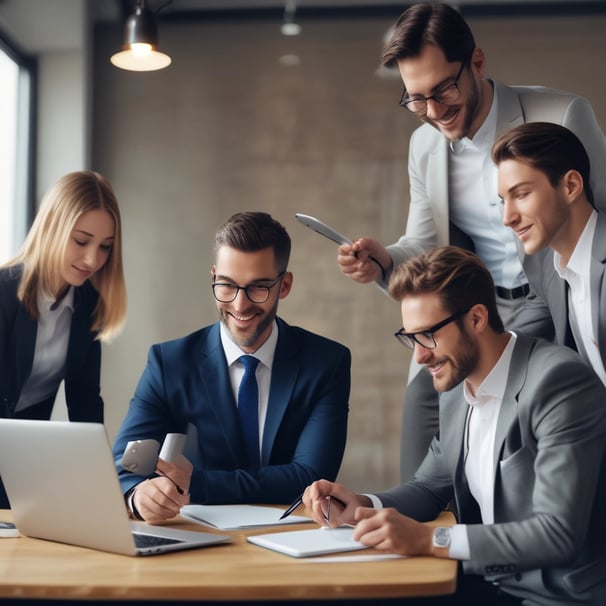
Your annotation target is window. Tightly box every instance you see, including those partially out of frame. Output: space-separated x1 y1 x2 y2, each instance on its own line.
0 31 35 263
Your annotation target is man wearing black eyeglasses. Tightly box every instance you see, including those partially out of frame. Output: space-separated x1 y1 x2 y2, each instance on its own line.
336 2 606 483
304 246 606 605
112 211 351 523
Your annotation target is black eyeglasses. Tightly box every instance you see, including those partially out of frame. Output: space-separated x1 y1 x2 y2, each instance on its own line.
399 58 469 115
394 308 470 351
212 272 286 303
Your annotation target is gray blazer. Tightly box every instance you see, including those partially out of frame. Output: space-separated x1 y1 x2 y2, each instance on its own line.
376 335 606 605
514 212 606 374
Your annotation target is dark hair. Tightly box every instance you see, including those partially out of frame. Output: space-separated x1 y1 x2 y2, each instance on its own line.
214 211 291 273
389 246 504 333
492 122 594 207
381 3 475 68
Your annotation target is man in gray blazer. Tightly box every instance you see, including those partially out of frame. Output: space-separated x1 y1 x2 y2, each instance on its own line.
494 122 606 386
336 2 606 481
305 246 606 606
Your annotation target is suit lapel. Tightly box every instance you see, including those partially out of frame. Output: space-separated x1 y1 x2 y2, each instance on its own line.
14 307 37 393
494 81 525 136
590 214 606 367
492 336 532 477
262 318 299 466
199 324 246 465
429 137 450 248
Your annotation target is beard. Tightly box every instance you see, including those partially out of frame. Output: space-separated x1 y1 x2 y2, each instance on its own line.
422 75 482 142
428 328 479 392
219 296 279 351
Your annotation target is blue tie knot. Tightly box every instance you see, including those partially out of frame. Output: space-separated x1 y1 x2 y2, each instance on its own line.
240 355 260 373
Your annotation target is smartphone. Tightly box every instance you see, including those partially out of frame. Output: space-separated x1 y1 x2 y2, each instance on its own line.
295 213 353 246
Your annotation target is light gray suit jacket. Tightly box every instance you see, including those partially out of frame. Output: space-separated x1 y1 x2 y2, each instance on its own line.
376 334 606 605
514 212 606 373
385 80 606 272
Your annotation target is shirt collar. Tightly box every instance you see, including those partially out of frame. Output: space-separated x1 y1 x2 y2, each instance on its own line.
464 331 517 408
220 319 278 370
554 210 597 280
450 79 498 154
38 286 75 314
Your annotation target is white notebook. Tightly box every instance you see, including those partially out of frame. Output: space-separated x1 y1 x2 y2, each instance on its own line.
247 526 368 558
180 504 311 530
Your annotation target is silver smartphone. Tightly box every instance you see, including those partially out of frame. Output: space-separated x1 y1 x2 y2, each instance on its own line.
295 213 352 246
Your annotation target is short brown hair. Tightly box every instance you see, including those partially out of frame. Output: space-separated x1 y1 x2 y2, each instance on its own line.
214 212 291 273
381 3 475 69
389 246 504 333
492 121 594 207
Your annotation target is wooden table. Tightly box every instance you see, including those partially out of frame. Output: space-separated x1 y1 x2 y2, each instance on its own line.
0 509 456 602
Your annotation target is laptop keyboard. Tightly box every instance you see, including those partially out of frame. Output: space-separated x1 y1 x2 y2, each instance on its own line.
133 532 184 548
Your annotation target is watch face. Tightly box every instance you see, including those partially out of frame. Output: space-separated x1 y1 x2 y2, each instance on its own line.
433 526 451 548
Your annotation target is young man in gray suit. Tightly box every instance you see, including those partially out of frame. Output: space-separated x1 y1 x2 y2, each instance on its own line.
336 2 606 482
304 246 606 606
494 122 606 386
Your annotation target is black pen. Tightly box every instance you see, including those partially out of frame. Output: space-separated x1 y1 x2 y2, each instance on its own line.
279 493 304 520
279 493 347 520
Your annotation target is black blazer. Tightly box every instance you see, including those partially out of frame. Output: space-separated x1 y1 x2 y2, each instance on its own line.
0 265 103 422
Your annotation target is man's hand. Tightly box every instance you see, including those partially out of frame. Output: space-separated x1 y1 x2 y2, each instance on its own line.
337 238 392 284
353 507 438 557
302 479 372 528
132 455 193 523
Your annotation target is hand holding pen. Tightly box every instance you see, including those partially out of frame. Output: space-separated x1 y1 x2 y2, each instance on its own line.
284 480 365 528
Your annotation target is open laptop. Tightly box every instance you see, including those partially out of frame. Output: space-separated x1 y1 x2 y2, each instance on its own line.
0 419 231 556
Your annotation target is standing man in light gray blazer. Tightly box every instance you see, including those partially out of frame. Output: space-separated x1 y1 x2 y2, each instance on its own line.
494 122 606 386
335 2 606 481
304 246 606 606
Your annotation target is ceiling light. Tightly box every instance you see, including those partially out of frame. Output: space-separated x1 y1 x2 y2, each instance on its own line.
110 0 172 72
281 0 301 36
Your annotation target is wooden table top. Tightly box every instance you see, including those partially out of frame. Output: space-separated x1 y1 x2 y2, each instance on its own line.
0 509 456 601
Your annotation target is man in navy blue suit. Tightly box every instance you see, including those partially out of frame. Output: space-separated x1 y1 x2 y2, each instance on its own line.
113 211 351 523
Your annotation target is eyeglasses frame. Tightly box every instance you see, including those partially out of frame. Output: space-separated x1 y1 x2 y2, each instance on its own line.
394 308 471 351
399 56 470 115
211 271 286 303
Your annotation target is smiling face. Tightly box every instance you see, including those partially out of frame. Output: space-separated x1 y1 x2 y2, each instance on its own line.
398 45 489 141
212 245 292 353
401 293 479 392
498 158 572 256
62 209 115 287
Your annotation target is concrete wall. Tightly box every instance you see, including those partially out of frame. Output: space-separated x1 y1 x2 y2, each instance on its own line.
91 11 606 492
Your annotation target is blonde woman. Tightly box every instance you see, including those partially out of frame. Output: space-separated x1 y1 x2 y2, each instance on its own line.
0 170 127 422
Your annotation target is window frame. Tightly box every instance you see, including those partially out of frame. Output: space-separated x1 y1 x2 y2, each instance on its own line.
0 26 36 262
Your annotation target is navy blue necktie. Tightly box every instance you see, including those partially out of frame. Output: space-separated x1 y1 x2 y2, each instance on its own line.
238 355 261 469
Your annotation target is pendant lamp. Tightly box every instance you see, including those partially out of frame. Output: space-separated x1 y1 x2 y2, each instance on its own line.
110 0 172 72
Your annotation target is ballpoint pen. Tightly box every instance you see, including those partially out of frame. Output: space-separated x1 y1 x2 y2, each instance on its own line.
279 492 347 520
279 492 304 520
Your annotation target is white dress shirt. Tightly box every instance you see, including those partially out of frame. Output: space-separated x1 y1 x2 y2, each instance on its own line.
220 320 278 458
15 287 74 412
554 210 606 386
449 83 526 290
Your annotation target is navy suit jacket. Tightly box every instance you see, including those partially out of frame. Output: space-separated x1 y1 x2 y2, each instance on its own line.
113 317 351 504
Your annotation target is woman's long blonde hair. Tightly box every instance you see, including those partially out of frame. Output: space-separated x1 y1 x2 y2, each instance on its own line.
3 170 127 341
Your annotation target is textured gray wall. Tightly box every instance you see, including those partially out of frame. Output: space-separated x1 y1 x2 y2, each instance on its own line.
92 12 606 493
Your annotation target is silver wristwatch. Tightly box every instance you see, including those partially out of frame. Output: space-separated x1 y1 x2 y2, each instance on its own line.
432 526 452 549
